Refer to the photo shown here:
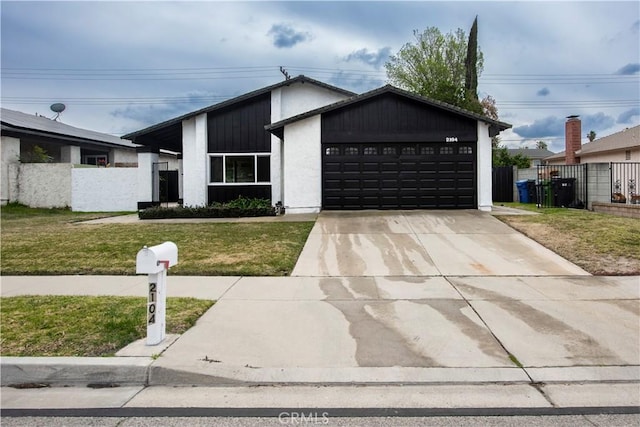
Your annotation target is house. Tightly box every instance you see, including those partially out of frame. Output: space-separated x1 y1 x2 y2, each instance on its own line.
0 108 177 209
506 148 555 166
545 118 639 165
124 76 511 213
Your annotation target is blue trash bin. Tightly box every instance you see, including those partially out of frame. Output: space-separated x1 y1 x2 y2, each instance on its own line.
516 180 530 203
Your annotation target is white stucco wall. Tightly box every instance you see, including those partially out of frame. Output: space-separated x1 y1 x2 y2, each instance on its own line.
182 114 208 206
1 136 21 204
477 122 493 211
12 163 72 208
111 148 138 166
279 84 349 119
137 151 159 204
581 148 640 163
72 167 138 212
283 115 322 213
60 145 81 164
270 83 351 204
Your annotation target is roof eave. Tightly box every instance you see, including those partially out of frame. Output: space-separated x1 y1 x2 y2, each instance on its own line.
123 75 356 141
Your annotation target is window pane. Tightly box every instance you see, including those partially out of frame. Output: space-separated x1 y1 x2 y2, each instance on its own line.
225 156 255 183
401 146 416 155
460 146 473 154
364 147 377 155
345 146 359 155
440 147 454 155
420 146 434 155
210 156 223 182
257 156 270 182
325 147 340 156
383 146 396 155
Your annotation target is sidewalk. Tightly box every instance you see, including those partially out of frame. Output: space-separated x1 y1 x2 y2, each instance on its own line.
2 275 639 398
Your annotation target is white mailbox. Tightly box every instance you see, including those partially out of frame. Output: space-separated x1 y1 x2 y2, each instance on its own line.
136 242 178 274
135 241 178 346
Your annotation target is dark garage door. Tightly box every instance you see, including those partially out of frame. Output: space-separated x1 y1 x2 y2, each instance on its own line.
323 142 476 210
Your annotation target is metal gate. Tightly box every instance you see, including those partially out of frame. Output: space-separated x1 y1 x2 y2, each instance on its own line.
153 162 169 206
536 164 588 209
492 166 514 203
611 162 640 204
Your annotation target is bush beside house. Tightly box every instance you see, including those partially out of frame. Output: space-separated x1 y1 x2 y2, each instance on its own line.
138 197 276 219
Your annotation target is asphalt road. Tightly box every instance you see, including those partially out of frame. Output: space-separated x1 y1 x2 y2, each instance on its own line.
2 414 639 427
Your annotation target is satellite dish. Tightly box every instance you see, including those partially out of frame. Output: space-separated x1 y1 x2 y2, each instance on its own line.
50 103 66 121
50 103 66 113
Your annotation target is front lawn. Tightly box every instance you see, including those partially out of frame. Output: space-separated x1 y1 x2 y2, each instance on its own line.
496 203 640 275
0 204 314 276
0 296 214 357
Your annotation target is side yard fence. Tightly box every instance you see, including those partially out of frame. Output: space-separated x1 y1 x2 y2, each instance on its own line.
494 162 640 213
7 163 138 212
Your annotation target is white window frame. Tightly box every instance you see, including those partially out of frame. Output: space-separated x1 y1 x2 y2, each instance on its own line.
208 153 271 186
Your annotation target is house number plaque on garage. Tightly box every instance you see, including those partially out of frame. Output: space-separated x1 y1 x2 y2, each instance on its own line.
445 137 459 142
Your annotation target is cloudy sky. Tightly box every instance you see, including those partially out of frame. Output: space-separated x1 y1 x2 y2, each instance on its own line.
2 0 639 152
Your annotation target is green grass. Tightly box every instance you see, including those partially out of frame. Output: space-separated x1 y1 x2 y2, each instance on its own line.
1 204 314 276
0 296 214 357
497 203 640 275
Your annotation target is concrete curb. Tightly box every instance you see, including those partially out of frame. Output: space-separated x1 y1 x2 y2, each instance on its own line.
0 357 151 387
3 357 639 388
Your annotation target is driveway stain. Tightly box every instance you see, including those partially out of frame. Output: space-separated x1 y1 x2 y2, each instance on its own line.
415 299 510 363
319 277 378 300
452 282 625 365
328 300 437 367
320 278 435 367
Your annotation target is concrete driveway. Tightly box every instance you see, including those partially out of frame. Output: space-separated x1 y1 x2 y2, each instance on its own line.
147 211 637 385
292 210 589 276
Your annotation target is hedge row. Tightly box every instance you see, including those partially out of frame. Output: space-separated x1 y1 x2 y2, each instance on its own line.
138 197 276 219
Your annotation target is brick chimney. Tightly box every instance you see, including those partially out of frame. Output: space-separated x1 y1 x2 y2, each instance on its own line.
565 115 582 164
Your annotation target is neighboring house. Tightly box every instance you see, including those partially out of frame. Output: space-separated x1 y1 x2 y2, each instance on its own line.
506 148 555 166
124 75 511 213
545 119 639 165
2 107 144 167
0 108 177 208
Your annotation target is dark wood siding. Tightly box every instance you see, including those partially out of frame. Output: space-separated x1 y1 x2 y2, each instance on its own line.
320 92 478 210
208 186 271 204
207 93 271 153
321 92 477 144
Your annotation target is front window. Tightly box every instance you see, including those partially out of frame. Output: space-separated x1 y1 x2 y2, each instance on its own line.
209 154 270 184
226 156 255 183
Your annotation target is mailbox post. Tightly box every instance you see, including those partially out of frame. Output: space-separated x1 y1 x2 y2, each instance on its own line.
136 242 178 346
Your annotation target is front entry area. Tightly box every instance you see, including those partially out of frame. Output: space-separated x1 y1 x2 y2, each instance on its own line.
322 142 477 210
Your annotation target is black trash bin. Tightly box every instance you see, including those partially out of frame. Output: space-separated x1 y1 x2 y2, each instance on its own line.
526 180 537 204
551 178 576 207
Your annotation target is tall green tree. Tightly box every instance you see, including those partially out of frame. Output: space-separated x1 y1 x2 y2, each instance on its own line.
587 130 597 142
464 16 481 113
385 25 484 112
536 140 548 150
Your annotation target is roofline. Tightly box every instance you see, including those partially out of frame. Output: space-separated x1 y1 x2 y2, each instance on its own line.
265 84 512 135
1 122 138 149
122 75 356 141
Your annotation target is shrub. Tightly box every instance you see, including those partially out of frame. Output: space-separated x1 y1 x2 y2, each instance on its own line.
139 197 275 219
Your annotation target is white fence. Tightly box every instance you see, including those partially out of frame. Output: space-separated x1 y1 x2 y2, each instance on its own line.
8 164 139 212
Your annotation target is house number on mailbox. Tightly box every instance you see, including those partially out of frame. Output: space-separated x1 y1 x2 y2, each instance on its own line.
148 282 157 325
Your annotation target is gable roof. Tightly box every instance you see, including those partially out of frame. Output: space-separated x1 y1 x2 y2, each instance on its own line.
507 148 555 159
265 84 511 139
122 75 356 150
1 107 137 149
545 125 640 160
